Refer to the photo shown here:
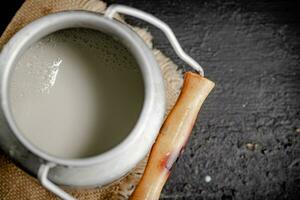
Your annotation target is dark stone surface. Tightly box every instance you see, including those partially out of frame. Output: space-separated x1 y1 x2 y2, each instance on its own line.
2 0 300 200
0 0 23 34
106 0 300 199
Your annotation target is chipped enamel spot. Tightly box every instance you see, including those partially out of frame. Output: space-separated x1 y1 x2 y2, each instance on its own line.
161 151 180 171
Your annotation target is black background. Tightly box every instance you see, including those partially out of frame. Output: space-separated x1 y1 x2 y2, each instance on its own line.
1 0 300 199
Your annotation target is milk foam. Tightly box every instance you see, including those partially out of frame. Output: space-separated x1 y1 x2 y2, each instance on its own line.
9 28 144 158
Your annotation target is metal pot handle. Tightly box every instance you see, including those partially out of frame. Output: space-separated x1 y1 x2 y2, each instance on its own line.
38 163 75 200
105 4 205 76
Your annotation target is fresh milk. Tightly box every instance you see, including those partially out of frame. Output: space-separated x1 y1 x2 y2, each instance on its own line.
9 28 144 159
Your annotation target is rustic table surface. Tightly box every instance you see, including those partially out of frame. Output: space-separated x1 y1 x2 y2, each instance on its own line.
1 0 300 200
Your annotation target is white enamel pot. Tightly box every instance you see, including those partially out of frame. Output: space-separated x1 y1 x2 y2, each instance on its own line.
0 5 203 199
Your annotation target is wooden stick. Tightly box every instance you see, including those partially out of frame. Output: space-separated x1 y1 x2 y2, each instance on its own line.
130 72 215 200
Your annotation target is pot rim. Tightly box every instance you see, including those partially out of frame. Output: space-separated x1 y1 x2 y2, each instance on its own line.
0 10 165 167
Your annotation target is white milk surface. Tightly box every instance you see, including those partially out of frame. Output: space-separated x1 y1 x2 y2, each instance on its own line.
9 28 144 158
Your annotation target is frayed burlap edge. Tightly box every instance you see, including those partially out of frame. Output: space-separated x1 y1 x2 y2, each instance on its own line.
0 0 183 199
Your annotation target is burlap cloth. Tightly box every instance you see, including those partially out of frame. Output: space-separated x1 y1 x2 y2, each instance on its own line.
0 0 183 199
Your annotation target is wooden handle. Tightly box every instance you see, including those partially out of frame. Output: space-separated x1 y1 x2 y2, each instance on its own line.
130 72 215 200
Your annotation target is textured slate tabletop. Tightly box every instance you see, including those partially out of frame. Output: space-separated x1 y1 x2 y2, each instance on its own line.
1 1 300 200
105 0 300 199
